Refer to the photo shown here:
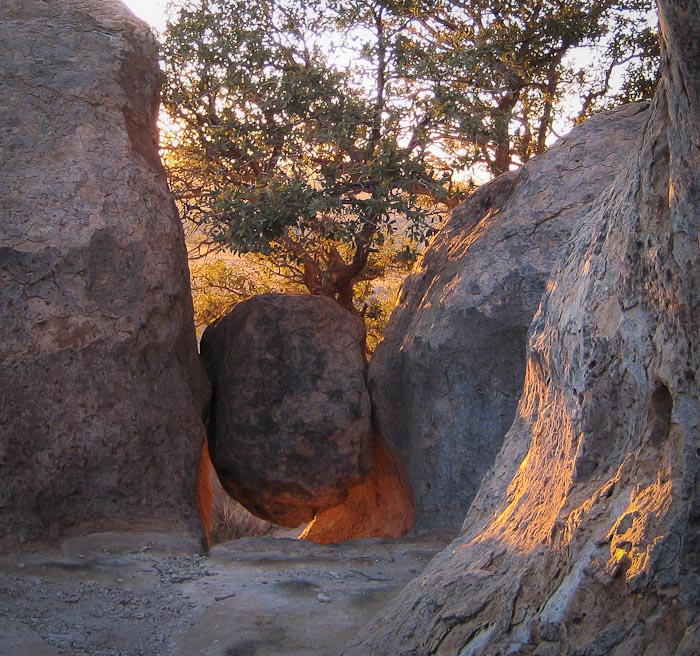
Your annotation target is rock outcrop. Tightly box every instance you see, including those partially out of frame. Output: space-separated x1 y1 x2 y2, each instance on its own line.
200 294 372 527
0 0 209 545
342 1 700 654
369 102 649 531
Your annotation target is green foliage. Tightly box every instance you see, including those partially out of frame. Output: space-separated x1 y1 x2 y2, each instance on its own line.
162 0 453 310
162 0 658 313
379 0 659 174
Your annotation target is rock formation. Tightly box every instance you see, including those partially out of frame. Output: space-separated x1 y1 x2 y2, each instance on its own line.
342 1 700 653
0 0 209 545
200 294 373 527
300 436 414 544
369 102 649 531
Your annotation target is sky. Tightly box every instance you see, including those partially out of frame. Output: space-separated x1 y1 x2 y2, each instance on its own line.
122 0 169 30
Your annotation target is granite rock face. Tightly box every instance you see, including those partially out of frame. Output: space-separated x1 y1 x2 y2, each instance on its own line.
342 1 700 653
0 0 209 544
369 102 649 531
200 294 372 527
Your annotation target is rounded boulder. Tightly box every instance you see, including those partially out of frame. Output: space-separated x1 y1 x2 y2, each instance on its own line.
200 294 372 527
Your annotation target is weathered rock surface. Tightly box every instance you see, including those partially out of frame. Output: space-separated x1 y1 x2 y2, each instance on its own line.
300 437 414 544
201 294 372 527
369 102 649 531
342 2 700 654
0 0 209 545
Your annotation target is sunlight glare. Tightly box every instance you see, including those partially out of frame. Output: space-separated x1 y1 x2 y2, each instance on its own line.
121 0 169 30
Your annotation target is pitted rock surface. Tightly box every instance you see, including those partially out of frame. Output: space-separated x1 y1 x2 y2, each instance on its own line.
0 0 208 545
342 2 700 653
200 294 372 527
369 102 649 531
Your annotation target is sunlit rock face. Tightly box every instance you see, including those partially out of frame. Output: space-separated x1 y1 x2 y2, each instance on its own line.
300 436 414 544
0 0 209 545
342 2 700 653
369 103 649 532
200 294 372 528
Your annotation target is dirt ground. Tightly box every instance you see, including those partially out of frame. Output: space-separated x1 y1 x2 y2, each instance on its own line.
0 531 448 656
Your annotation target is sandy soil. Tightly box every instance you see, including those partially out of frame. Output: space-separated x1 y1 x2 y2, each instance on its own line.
0 531 448 656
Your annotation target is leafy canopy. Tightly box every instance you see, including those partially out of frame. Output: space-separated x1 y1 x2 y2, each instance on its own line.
161 0 658 311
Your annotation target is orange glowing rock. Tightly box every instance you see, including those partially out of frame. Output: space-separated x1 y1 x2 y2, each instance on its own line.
300 437 414 544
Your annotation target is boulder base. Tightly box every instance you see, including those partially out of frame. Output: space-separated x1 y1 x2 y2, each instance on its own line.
196 440 282 544
300 437 414 544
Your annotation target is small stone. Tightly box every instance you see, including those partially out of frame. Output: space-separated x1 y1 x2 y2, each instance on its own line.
316 592 332 603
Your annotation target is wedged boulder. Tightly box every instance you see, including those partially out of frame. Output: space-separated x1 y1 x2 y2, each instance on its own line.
0 0 209 545
200 294 372 527
300 437 414 544
342 2 700 654
369 102 649 531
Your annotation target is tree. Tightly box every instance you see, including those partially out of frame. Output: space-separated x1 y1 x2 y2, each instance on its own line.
161 0 456 311
384 0 659 176
189 256 305 332
161 0 658 310
189 237 415 353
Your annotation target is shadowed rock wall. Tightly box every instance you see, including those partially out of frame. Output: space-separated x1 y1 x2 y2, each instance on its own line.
342 1 700 653
0 0 209 545
369 103 648 531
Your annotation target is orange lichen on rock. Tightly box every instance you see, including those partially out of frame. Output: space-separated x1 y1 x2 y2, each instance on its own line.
300 437 414 544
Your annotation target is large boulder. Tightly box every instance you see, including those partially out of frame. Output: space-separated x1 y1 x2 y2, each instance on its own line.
342 1 700 653
369 102 649 531
200 294 372 527
0 0 209 545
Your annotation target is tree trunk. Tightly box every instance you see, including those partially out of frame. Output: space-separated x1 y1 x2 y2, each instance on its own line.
310 221 376 313
491 89 521 176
